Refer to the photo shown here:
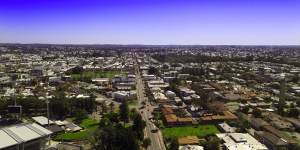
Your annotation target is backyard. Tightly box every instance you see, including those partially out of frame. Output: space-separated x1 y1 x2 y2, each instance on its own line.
162 124 219 138
54 118 99 141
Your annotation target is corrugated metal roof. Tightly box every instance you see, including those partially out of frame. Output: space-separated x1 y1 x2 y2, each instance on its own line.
0 130 18 149
0 123 53 149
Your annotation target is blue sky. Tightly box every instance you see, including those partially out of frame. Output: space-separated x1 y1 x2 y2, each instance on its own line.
0 0 299 45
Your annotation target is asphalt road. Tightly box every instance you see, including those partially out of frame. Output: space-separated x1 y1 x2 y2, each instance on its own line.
135 63 166 150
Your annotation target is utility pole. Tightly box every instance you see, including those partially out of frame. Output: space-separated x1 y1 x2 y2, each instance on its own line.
45 82 51 147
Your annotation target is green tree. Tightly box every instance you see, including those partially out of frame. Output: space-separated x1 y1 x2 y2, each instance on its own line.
204 136 220 150
109 102 115 112
74 109 88 124
93 125 139 150
169 138 179 150
148 66 160 76
240 106 250 114
288 108 299 118
142 138 151 149
252 108 262 118
119 101 129 124
132 113 146 140
277 101 286 115
100 102 107 115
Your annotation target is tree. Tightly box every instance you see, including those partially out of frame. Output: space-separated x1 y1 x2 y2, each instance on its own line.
119 101 129 124
132 113 146 140
50 97 70 119
291 144 300 150
288 108 299 118
169 138 179 150
74 109 88 124
291 74 300 83
109 102 115 112
100 102 107 115
204 136 220 150
68 66 83 74
240 106 250 114
296 100 300 107
277 100 286 115
93 125 139 150
252 108 262 118
142 138 151 149
105 112 119 124
148 66 160 76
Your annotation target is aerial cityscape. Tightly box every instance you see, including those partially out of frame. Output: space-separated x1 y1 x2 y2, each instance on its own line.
1 0 300 150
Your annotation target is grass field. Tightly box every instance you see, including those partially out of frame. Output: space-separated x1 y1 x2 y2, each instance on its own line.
71 71 121 81
162 125 219 138
54 118 99 141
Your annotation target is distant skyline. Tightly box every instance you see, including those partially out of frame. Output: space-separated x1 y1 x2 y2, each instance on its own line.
0 0 300 45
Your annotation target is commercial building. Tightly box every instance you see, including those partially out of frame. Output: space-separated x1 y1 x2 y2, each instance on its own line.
216 133 268 150
0 123 52 150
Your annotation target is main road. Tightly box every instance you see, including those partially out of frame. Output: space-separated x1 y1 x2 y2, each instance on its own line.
135 60 166 150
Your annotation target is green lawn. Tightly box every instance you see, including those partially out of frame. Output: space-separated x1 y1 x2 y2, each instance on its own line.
54 118 99 141
71 71 122 81
162 125 219 138
128 100 138 109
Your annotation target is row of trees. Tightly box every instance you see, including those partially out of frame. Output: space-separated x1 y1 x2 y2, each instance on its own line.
49 92 96 120
91 101 149 150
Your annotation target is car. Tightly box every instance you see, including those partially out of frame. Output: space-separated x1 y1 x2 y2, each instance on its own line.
150 123 158 132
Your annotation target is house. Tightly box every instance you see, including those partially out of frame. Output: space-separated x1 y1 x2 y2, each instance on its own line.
153 92 168 103
0 123 52 150
46 125 64 134
179 145 204 150
255 131 289 150
161 106 193 126
179 87 196 97
142 74 156 81
216 133 268 150
261 125 297 145
30 67 44 77
32 116 54 126
201 111 238 123
148 80 169 89
165 90 176 99
65 123 82 132
0 76 11 84
218 122 236 133
92 78 110 87
178 136 199 145
285 118 300 130
250 117 270 130
112 90 136 101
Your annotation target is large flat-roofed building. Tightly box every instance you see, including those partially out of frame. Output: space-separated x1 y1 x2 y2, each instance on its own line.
0 123 52 150
216 133 268 150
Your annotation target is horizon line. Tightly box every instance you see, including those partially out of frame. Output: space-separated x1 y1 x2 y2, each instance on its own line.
1 42 300 47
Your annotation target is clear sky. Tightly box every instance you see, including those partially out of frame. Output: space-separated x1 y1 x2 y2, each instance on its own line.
0 0 299 45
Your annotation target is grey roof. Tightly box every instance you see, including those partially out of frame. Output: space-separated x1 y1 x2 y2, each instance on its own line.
0 123 52 149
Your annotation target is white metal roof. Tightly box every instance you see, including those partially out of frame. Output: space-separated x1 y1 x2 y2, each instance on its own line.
217 133 268 150
7 125 41 142
30 123 52 135
0 130 18 149
32 116 54 125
